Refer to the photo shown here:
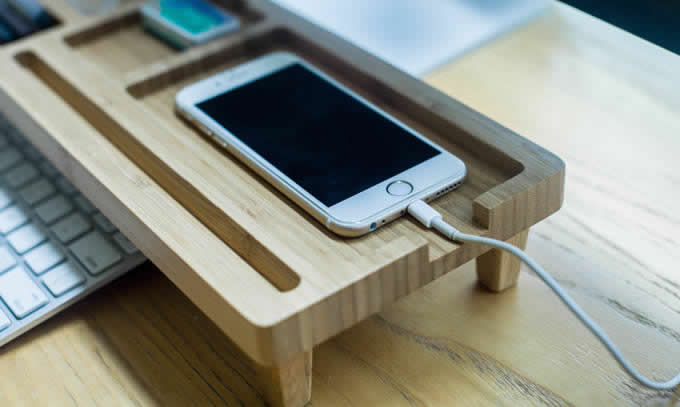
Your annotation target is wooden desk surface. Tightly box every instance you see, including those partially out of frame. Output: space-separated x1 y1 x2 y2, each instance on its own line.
1 3 679 406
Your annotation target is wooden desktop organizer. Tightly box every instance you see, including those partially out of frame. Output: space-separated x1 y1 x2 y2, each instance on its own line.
0 1 564 405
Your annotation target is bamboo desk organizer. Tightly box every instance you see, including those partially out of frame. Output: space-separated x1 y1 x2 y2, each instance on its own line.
0 0 565 405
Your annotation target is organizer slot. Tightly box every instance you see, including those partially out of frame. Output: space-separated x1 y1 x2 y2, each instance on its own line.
66 11 176 77
15 50 301 292
64 0 262 80
126 27 522 251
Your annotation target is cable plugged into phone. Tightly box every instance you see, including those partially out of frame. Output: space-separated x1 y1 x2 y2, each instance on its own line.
407 199 680 391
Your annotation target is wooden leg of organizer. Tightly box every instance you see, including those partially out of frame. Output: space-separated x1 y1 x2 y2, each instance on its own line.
255 351 313 407
476 229 530 292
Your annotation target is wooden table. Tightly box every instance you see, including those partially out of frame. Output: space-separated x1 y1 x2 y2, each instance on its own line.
1 3 678 405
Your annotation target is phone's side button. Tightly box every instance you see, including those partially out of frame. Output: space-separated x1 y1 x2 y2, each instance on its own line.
198 123 213 137
215 137 228 148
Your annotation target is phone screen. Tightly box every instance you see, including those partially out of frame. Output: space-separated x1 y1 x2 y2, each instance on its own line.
196 63 440 207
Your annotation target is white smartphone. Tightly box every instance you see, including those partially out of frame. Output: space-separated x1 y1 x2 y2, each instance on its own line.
175 52 467 237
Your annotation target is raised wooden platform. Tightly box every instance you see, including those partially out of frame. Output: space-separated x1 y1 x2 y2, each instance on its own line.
0 1 564 405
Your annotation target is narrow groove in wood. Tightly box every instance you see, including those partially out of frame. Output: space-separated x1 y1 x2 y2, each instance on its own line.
63 4 142 47
64 1 264 50
125 20 279 99
15 50 301 292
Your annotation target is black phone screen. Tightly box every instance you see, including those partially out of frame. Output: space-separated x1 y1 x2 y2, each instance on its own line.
197 63 440 207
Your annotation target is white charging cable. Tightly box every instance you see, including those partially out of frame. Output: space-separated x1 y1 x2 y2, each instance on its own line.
407 199 680 391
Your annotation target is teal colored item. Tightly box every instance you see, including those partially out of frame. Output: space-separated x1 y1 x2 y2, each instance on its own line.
158 0 229 35
141 0 239 49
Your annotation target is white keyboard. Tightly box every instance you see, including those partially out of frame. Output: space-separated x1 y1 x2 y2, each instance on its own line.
0 114 146 347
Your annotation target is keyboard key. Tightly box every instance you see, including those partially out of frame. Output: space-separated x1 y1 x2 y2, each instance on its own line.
42 262 85 297
39 161 59 178
35 195 73 224
0 206 29 234
0 147 22 172
0 148 23 174
93 213 117 233
0 186 13 209
0 246 15 272
19 178 56 206
5 127 26 146
56 177 77 195
70 231 121 275
0 309 9 331
7 223 46 254
0 121 12 135
24 240 65 275
0 267 48 318
74 195 96 214
51 213 90 243
4 163 39 188
113 232 138 254
21 145 42 161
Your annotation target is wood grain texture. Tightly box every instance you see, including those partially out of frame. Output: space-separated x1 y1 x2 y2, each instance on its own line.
1 2 678 406
477 229 529 292
0 0 564 366
255 351 312 407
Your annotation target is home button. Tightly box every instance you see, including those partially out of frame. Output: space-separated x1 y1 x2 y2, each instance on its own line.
386 181 413 196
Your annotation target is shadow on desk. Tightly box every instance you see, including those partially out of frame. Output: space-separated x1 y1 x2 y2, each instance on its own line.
2 260 679 405
0 258 579 406
0 264 270 406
